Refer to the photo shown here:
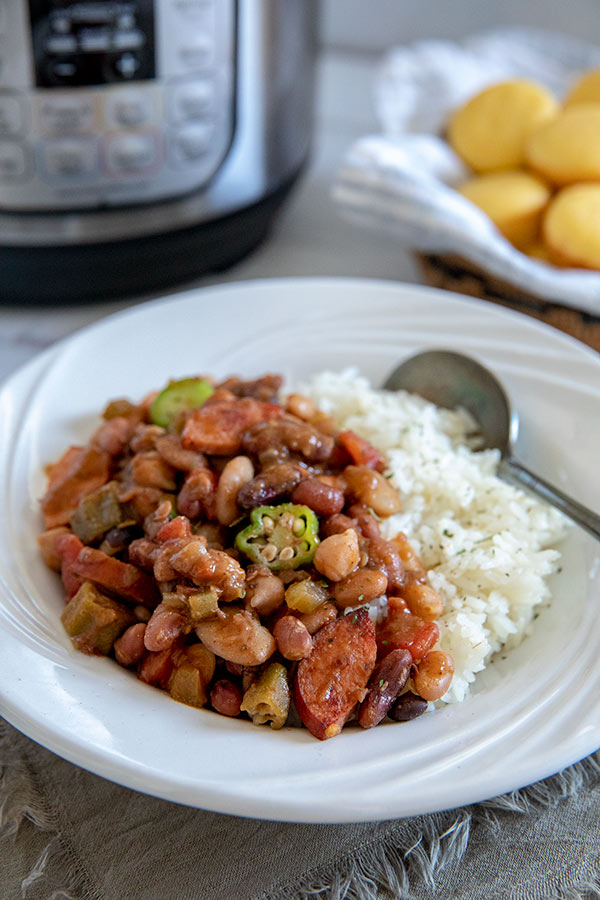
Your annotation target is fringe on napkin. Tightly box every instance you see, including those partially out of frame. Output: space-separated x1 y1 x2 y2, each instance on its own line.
264 753 600 900
0 725 85 900
2 715 600 900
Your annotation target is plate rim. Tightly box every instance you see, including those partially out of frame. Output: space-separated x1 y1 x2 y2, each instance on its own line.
1 276 599 824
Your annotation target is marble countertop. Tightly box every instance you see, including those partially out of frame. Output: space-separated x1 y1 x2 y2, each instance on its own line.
0 50 420 386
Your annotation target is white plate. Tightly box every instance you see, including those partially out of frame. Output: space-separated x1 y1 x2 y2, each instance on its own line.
1 277 599 824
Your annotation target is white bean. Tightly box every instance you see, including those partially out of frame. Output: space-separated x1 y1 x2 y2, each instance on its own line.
215 456 254 525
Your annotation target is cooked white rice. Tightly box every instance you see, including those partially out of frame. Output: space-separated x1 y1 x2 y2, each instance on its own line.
303 369 567 704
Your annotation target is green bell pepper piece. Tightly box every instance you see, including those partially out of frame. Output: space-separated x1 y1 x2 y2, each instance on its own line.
235 503 319 571
150 377 214 429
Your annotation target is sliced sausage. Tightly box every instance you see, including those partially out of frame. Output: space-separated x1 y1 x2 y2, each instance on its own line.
294 609 377 740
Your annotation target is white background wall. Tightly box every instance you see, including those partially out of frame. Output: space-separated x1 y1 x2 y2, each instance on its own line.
320 0 600 51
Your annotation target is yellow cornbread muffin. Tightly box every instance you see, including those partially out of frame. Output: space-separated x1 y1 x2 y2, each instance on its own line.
542 183 600 268
448 80 558 173
458 170 551 248
526 105 600 184
564 68 600 107
523 240 553 262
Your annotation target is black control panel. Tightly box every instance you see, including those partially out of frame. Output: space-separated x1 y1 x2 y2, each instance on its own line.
28 1 156 87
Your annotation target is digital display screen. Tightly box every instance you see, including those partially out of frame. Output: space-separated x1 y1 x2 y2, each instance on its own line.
28 1 156 87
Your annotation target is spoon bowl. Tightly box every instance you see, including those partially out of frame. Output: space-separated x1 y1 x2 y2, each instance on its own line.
383 349 600 541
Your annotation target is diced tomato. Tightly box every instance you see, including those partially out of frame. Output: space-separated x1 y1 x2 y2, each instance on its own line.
41 445 111 529
377 602 439 661
337 430 385 472
70 546 161 607
155 516 192 543
55 532 85 599
138 647 175 688
181 397 282 456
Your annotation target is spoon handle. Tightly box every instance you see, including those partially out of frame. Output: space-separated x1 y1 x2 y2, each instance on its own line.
499 456 600 541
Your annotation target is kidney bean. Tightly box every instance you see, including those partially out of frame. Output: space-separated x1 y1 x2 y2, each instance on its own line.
344 466 402 517
291 478 344 516
314 529 360 582
245 564 285 616
330 568 388 609
215 455 254 525
413 650 454 701
388 691 428 722
358 648 412 728
401 583 444 621
211 679 243 717
114 623 147 668
273 615 313 660
237 462 305 510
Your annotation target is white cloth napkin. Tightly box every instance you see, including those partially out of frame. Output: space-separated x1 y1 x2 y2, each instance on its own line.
333 28 600 316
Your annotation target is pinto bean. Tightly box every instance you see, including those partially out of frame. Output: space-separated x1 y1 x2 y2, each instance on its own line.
314 529 360 582
177 467 218 520
390 532 428 584
291 478 344 516
215 456 254 525
144 602 189 651
210 679 243 717
358 649 412 728
413 650 454 701
242 415 334 463
344 466 402 517
401 583 444 621
273 615 312 660
114 623 147 667
245 564 285 616
195 607 276 666
297 600 338 634
285 393 317 421
388 691 428 722
347 504 381 540
155 434 207 472
330 569 388 609
321 513 360 538
368 537 407 594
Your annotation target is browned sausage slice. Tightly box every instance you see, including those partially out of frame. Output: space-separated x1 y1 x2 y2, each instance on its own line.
293 609 377 740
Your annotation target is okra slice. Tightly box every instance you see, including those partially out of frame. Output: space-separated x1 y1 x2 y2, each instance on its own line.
150 377 214 429
235 503 319 571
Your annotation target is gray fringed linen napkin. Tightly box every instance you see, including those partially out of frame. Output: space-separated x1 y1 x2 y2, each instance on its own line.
2 718 599 900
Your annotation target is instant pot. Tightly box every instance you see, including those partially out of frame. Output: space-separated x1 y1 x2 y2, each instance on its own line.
0 1 317 303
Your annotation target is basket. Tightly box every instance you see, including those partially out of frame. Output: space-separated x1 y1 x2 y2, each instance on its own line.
416 254 600 353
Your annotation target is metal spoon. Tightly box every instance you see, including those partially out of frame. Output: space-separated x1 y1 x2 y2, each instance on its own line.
383 349 600 541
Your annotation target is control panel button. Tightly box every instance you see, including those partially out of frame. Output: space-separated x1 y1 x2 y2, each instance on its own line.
178 39 213 71
172 123 213 164
170 79 214 123
51 15 71 35
113 31 145 52
36 94 97 137
79 28 112 53
105 132 159 174
104 89 155 129
113 52 141 79
0 141 28 180
174 0 213 17
0 95 23 136
41 138 97 178
46 35 78 55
